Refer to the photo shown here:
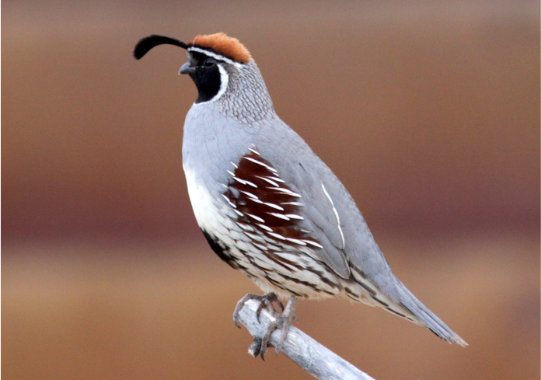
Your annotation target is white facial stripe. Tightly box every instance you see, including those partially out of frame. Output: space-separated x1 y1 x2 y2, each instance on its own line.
187 46 244 68
210 64 229 102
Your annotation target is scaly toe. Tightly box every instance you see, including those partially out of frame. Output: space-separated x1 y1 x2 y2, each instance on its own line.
233 292 282 328
258 296 297 359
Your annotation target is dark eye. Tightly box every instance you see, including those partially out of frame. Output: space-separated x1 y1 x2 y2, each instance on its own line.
203 58 216 68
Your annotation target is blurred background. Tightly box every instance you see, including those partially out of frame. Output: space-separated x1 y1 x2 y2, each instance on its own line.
3 0 539 379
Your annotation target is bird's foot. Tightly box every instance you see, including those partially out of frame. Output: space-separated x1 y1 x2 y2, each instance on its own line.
233 292 284 328
250 296 297 360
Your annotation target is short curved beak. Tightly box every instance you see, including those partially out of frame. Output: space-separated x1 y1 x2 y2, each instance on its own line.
179 62 194 75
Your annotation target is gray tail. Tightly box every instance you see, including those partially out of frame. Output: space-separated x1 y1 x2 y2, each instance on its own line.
391 280 468 347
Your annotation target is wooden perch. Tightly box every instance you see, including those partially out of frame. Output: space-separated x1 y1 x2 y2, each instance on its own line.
235 298 375 380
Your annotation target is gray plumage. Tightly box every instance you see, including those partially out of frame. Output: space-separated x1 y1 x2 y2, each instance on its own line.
136 33 467 347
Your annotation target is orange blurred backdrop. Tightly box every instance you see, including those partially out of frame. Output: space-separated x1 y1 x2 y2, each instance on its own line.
3 1 539 379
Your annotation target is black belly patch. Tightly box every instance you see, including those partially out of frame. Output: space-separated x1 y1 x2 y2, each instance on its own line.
201 229 239 269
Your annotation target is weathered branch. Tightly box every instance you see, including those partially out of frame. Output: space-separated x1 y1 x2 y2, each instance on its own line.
235 298 375 380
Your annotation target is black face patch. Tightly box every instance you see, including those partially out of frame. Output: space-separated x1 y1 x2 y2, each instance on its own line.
187 55 223 103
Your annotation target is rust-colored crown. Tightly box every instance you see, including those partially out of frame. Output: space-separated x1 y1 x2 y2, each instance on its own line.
190 33 251 64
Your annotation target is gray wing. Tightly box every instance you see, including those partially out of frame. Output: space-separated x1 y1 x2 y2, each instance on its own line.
255 123 393 282
241 121 467 345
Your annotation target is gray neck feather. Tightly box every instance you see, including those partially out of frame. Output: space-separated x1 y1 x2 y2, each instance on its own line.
218 61 275 123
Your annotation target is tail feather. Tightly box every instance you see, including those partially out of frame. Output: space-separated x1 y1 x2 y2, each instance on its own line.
348 275 467 346
393 281 468 346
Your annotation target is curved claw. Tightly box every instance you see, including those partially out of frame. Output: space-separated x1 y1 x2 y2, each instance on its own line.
255 293 283 322
234 292 283 327
233 293 297 359
233 293 263 328
258 296 297 359
260 319 280 358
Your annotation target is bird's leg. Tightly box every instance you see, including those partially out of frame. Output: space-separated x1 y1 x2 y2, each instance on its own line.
258 296 297 360
256 292 284 321
233 292 284 328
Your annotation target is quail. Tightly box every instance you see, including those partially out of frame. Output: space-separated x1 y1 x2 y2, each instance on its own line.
134 33 467 356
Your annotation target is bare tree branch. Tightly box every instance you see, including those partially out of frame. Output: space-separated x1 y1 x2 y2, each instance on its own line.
235 298 375 380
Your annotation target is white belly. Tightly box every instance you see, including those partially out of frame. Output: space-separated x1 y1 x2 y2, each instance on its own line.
183 165 220 231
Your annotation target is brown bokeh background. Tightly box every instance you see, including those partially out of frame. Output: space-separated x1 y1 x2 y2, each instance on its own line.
3 1 539 379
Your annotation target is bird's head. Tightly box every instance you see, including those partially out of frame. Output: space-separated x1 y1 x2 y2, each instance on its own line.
134 33 269 107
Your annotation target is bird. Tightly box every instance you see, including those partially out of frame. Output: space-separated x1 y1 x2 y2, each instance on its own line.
133 32 467 357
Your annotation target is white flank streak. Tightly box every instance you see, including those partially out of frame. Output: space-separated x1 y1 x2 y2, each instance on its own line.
263 202 284 211
306 240 324 249
245 180 258 188
285 214 304 220
236 177 257 188
286 238 307 246
268 212 290 221
221 194 237 208
246 213 265 223
267 231 286 240
232 177 248 186
321 183 346 250
237 222 254 232
268 176 284 183
256 176 279 187
282 201 303 206
244 156 268 166
244 157 278 174
257 223 273 232
240 190 258 200
273 187 301 198
228 172 257 188
230 161 238 169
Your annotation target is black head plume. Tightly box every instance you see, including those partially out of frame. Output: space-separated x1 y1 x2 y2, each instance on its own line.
133 35 188 60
